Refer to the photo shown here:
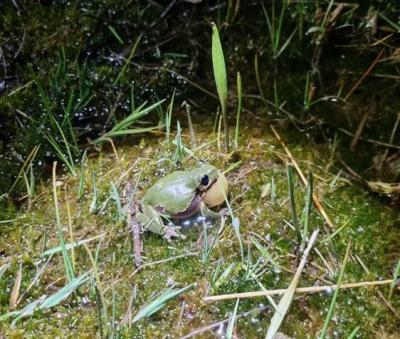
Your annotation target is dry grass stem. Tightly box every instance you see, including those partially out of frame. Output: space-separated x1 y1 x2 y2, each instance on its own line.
204 279 395 302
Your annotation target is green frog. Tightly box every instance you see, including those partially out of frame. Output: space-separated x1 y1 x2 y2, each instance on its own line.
137 162 229 239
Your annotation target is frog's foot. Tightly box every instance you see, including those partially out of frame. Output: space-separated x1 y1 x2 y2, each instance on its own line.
164 226 186 242
218 207 229 218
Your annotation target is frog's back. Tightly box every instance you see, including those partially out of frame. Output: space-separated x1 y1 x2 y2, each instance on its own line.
143 171 197 213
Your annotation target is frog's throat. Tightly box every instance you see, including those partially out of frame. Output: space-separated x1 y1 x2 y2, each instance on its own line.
163 194 203 219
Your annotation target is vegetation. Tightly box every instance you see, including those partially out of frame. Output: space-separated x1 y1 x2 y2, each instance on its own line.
1 0 400 338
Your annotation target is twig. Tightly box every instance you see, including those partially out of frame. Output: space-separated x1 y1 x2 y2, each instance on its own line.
204 279 395 301
339 128 400 150
350 95 375 149
344 49 384 101
270 125 334 228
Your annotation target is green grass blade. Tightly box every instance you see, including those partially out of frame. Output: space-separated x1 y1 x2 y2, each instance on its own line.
301 171 313 249
108 25 124 44
265 230 319 339
52 162 75 282
78 151 87 198
287 165 301 244
42 233 106 256
276 27 297 58
226 299 240 339
166 89 176 143
347 326 360 339
212 22 229 151
133 283 194 322
111 182 124 221
0 258 12 281
319 218 351 245
234 71 242 147
378 12 400 32
389 258 400 299
39 272 91 309
320 239 352 339
114 34 142 85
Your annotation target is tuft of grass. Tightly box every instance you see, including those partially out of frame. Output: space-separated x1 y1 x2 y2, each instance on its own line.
42 116 79 177
9 145 40 194
201 222 219 264
90 100 165 145
0 272 91 325
262 0 297 59
211 22 229 152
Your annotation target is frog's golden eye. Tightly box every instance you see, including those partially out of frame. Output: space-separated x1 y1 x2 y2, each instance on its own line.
200 175 209 186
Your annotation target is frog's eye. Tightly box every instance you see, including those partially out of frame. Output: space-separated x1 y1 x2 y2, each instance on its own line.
200 175 209 186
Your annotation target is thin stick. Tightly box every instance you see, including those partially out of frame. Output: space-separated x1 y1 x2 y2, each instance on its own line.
344 49 384 101
350 96 375 149
339 128 400 150
270 125 334 228
204 279 395 301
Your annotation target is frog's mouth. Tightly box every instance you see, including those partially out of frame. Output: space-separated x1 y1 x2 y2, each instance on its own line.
202 172 229 207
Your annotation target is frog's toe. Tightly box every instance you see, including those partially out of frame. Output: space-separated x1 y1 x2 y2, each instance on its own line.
164 226 185 241
219 207 229 217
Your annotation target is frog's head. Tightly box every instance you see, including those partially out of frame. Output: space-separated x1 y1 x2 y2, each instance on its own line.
193 162 229 207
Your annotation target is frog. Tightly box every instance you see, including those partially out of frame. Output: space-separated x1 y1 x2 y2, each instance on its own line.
136 162 229 239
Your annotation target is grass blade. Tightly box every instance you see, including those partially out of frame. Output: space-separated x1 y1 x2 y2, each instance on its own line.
165 89 175 143
265 230 319 339
212 22 229 152
40 272 91 309
114 34 142 85
226 299 240 339
301 171 313 249
52 162 75 282
133 283 194 322
108 25 124 44
42 233 106 256
78 151 87 198
320 239 352 338
9 264 22 310
287 164 301 244
389 258 400 299
234 71 242 147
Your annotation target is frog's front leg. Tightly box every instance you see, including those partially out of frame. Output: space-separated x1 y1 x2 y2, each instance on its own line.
137 204 182 240
137 204 165 235
200 202 229 220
